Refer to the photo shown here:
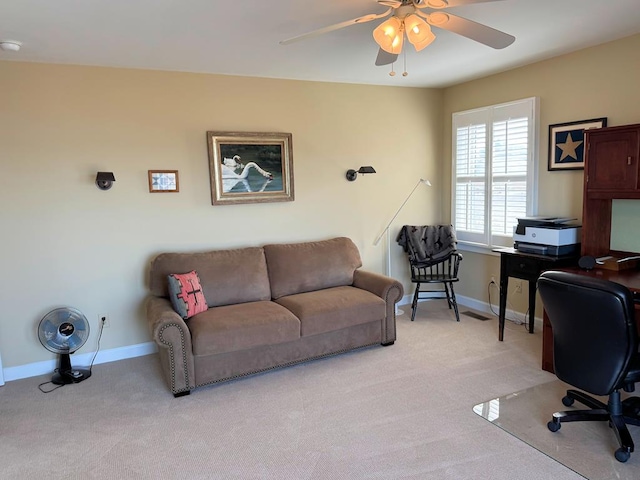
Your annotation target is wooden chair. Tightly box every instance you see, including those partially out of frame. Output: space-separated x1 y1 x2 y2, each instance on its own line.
408 252 463 322
397 225 463 322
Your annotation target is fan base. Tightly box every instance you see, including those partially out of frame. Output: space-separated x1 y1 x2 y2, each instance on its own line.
52 368 91 385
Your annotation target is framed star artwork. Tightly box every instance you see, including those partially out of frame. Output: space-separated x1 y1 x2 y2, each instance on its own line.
548 117 607 171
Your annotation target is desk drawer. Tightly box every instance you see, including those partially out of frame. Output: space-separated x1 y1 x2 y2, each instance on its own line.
509 256 541 278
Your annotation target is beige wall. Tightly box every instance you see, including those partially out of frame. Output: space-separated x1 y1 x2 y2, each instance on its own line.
442 33 640 314
0 62 443 368
3 33 639 372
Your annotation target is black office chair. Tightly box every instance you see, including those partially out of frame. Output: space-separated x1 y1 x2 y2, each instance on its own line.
396 225 463 322
537 270 640 463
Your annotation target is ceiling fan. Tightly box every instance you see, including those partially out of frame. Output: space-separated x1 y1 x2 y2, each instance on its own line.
280 0 515 68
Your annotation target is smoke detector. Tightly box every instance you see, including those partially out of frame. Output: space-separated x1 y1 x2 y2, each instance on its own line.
0 41 22 52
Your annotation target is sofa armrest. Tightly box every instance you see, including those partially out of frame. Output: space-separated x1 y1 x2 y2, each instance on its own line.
353 270 404 344
146 296 195 395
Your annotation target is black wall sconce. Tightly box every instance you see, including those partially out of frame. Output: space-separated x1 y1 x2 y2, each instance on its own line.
96 172 116 190
346 166 376 181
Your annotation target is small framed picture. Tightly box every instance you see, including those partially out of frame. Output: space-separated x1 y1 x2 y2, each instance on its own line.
548 118 607 171
148 170 179 193
206 131 294 206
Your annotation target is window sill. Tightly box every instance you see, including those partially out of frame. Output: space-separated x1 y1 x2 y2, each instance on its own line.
457 242 503 257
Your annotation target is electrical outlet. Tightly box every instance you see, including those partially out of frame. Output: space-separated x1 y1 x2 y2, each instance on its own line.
99 314 110 328
514 281 523 294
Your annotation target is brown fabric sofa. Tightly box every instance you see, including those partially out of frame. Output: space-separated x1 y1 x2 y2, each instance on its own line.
146 237 403 396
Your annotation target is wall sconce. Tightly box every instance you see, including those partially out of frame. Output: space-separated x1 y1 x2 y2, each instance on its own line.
346 166 376 181
95 172 116 190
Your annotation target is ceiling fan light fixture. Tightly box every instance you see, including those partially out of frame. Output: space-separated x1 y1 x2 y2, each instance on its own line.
426 0 448 8
405 14 435 52
373 16 404 54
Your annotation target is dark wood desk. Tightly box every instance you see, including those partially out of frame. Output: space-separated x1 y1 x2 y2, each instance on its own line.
542 267 640 372
493 247 578 341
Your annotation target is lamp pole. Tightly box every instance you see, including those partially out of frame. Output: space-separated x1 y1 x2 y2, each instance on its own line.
374 178 432 313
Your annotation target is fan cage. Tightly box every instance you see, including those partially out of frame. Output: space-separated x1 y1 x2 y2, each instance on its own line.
38 307 90 354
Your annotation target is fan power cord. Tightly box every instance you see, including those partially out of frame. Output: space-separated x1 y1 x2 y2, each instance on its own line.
88 316 105 374
38 374 65 393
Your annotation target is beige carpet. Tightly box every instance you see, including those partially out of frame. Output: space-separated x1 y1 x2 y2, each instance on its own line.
474 379 640 479
1 302 586 479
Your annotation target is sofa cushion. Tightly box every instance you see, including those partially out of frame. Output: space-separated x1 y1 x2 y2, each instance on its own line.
149 247 271 307
188 301 301 356
275 286 385 337
167 270 209 319
264 237 363 299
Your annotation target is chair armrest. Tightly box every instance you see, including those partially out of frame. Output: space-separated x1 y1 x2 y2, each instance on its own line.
146 296 195 395
453 252 463 276
353 270 404 345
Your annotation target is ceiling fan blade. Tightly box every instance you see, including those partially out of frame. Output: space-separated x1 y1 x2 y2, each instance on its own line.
375 48 398 66
428 12 515 49
280 9 392 46
378 0 402 7
420 0 505 7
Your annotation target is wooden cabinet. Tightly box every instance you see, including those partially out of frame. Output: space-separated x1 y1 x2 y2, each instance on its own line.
585 124 640 197
581 123 640 257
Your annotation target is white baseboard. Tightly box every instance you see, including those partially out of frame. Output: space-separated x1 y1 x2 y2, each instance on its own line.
398 293 542 330
2 341 158 383
2 294 539 384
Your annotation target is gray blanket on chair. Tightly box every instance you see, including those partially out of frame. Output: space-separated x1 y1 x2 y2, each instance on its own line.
396 225 457 266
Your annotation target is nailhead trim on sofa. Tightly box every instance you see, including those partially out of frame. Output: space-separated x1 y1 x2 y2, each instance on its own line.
158 322 191 395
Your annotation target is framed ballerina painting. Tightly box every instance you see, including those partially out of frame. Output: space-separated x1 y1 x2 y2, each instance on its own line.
207 131 295 205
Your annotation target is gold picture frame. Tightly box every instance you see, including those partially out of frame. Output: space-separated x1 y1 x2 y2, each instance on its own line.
207 131 294 206
148 170 179 193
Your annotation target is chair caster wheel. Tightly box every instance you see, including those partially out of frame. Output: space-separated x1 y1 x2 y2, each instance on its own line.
547 420 561 432
562 396 574 407
615 448 630 463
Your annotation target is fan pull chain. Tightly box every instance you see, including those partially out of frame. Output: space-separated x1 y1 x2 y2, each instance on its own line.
388 50 408 78
402 49 408 77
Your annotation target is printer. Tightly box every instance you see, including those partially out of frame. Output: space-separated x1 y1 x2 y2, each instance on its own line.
513 216 581 256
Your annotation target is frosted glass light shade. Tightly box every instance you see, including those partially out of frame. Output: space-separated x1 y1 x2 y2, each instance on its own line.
405 14 435 52
373 17 404 54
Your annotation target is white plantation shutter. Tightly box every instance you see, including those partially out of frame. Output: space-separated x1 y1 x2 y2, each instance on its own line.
452 98 538 250
455 122 486 237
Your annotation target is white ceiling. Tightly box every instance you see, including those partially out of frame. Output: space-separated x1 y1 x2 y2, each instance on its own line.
1 0 640 88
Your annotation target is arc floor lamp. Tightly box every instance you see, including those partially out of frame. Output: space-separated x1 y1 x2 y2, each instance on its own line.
374 178 432 313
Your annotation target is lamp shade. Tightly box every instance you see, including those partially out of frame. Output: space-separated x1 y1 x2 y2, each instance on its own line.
95 171 116 190
96 172 115 183
405 15 435 52
373 17 404 54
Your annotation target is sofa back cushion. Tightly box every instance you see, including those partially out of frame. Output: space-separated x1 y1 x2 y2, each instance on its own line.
264 237 362 299
149 247 271 307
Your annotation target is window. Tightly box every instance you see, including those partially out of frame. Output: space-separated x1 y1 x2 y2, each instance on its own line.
452 97 538 251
